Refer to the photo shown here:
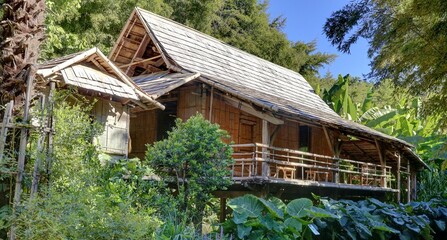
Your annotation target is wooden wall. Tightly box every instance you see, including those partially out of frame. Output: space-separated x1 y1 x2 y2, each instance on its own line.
311 127 332 156
129 83 332 159
129 110 157 159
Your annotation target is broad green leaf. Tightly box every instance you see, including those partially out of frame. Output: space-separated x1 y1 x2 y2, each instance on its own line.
233 211 249 224
228 194 263 218
355 222 372 238
286 198 312 218
259 197 284 219
435 220 446 231
237 224 252 239
284 217 302 233
307 206 339 219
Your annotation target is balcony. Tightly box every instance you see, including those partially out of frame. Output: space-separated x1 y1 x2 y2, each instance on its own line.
231 143 395 192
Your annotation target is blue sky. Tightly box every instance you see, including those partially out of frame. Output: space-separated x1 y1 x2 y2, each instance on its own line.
267 0 370 78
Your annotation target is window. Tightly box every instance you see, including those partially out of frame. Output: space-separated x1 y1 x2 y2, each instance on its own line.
299 125 311 152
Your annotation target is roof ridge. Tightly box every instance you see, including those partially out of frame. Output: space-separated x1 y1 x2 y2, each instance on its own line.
135 7 307 79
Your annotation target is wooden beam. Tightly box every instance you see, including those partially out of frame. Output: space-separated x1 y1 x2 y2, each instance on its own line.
375 139 387 188
118 55 161 68
269 125 280 145
126 34 150 74
219 198 226 223
40 48 98 78
323 126 335 156
223 95 284 125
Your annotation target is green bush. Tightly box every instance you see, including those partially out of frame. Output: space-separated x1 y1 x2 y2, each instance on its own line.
146 114 233 231
222 195 447 240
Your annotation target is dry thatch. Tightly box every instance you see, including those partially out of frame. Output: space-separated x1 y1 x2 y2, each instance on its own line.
0 0 45 106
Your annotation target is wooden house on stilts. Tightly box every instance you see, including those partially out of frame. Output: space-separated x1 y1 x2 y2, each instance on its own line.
107 8 427 204
30 7 428 208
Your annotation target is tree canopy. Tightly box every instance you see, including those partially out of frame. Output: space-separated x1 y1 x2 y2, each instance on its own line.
324 0 447 121
43 0 334 83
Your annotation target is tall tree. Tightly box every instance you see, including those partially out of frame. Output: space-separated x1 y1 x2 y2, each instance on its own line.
323 0 447 121
0 0 45 105
42 0 334 82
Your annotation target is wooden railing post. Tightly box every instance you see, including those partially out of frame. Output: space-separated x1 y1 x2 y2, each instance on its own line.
407 161 411 203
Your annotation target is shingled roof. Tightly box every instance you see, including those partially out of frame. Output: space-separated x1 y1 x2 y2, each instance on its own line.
37 47 164 110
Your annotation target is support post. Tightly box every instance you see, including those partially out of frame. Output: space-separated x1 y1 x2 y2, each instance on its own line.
375 139 387 188
323 127 341 183
46 81 56 184
411 170 417 201
0 100 13 163
11 67 34 240
208 87 214 122
407 161 411 203
397 152 401 203
31 96 46 198
219 198 227 223
262 120 270 178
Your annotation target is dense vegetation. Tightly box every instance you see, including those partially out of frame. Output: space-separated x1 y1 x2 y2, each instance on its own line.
1 0 447 239
324 0 447 126
222 194 447 239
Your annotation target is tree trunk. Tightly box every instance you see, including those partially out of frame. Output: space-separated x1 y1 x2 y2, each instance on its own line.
0 0 46 106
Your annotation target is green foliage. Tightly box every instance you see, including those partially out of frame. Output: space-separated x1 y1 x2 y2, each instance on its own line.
324 0 447 125
222 195 447 240
146 114 233 229
323 74 360 120
43 0 172 59
3 90 163 239
222 194 337 239
42 0 334 82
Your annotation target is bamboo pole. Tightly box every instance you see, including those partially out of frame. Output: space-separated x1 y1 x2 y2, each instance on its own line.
46 81 56 185
30 96 46 198
10 67 34 240
0 100 13 163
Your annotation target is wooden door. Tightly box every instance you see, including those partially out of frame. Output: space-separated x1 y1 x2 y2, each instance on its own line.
238 118 256 144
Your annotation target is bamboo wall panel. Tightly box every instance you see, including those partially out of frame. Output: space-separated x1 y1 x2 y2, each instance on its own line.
311 127 332 156
207 94 261 144
129 110 157 159
271 120 299 150
177 85 203 120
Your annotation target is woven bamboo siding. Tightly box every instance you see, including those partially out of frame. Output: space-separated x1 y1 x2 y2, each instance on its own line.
271 120 299 150
311 127 332 156
177 85 203 120
129 110 157 159
93 99 129 155
207 94 261 144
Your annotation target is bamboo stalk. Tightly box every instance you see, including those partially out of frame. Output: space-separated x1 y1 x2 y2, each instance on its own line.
0 100 13 163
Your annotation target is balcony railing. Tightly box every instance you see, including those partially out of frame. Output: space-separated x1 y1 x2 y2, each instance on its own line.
231 143 393 188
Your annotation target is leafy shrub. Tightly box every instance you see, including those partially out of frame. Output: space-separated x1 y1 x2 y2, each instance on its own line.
146 114 233 230
222 195 447 240
222 194 337 239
